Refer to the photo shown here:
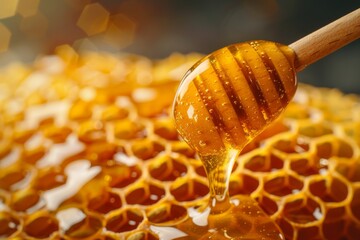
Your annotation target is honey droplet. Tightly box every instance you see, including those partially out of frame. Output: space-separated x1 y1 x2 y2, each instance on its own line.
199 140 206 147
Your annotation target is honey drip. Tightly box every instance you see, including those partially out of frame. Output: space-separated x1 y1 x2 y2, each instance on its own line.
172 40 297 239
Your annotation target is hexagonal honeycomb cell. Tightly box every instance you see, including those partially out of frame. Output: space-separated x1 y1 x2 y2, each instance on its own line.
1 46 360 240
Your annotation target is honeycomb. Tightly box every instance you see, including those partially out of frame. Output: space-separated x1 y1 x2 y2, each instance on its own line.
1 45 360 240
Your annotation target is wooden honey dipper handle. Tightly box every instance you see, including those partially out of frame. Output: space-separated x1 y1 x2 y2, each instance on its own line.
289 8 360 72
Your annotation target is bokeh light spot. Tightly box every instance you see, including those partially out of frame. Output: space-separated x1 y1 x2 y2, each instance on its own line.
73 38 98 52
17 0 40 18
0 0 19 19
104 14 136 49
0 23 11 53
77 3 110 36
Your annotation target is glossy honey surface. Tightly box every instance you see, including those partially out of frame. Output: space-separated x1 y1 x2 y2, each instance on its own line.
172 40 298 239
173 41 297 155
0 46 360 240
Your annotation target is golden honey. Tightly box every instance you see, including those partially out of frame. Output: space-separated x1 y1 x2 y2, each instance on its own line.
173 41 297 155
172 40 297 239
0 46 360 240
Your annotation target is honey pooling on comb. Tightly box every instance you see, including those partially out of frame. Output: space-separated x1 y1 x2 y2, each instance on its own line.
173 40 297 238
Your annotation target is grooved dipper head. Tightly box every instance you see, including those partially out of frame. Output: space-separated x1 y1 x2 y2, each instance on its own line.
173 40 297 155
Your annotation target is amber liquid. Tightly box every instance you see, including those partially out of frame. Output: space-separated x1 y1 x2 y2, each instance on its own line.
151 146 285 239
200 149 239 203
162 149 285 240
172 40 297 239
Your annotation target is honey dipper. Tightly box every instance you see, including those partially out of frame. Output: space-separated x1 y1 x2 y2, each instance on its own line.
173 8 360 157
173 9 360 205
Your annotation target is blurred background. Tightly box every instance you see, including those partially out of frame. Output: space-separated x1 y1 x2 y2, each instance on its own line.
0 0 359 93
